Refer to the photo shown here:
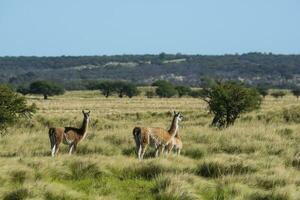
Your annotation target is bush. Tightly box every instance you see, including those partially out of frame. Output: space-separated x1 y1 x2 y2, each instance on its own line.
271 91 286 99
257 87 268 98
291 87 300 99
189 89 204 98
201 81 262 128
97 81 139 98
145 90 155 98
0 84 36 134
155 81 178 98
29 80 65 99
175 85 192 97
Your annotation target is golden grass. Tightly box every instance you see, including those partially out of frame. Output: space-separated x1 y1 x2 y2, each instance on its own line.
0 90 300 199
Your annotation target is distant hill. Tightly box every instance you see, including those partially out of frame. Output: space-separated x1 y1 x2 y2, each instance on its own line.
1 53 300 89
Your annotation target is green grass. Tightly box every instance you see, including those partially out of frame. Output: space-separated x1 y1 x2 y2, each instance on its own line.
0 91 300 199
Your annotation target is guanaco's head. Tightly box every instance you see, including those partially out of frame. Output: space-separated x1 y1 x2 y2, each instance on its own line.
173 111 183 122
82 110 91 122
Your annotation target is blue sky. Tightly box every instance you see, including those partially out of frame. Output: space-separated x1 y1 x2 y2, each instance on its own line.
0 0 299 56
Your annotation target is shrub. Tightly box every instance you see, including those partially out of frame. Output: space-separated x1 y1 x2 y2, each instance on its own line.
145 90 155 98
291 88 300 99
175 85 192 97
189 89 203 98
0 84 36 134
271 91 286 99
155 81 178 98
28 80 65 99
201 81 262 128
257 87 269 98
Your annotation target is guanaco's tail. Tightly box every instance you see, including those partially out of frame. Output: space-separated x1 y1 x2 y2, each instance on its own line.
48 128 56 150
133 127 141 145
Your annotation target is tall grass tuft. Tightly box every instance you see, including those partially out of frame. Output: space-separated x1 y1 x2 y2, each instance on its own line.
3 188 29 200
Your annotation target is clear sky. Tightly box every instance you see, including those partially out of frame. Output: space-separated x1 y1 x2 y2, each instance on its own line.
0 0 299 56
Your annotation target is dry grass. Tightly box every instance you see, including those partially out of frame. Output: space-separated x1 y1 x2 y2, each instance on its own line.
1 90 300 199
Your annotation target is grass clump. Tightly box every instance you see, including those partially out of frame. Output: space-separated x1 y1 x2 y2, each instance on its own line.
3 188 29 200
248 190 290 200
10 170 27 184
121 161 177 180
68 161 103 180
195 160 255 178
153 174 198 200
183 147 206 159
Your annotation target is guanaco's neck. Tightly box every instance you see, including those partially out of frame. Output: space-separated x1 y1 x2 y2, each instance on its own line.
80 117 89 135
168 116 179 137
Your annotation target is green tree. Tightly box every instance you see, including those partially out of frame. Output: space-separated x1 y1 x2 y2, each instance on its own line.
291 88 300 99
175 86 191 97
189 89 204 98
29 81 65 100
271 91 286 99
155 81 178 98
152 80 170 87
98 81 114 98
145 90 155 98
201 81 262 128
0 85 36 134
256 87 268 98
17 86 30 95
122 83 140 98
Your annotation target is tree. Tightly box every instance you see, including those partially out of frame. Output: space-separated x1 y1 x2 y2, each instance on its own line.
291 88 300 99
155 81 178 98
122 83 140 98
98 81 114 98
0 85 36 134
257 87 268 98
271 91 286 99
175 86 191 97
146 90 155 98
29 81 65 100
189 89 204 98
201 81 262 128
17 86 30 95
98 81 139 98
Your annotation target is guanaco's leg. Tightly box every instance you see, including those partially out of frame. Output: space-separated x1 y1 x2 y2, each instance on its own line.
140 144 148 160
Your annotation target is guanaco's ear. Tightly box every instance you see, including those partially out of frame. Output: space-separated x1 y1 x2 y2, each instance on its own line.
82 110 85 114
173 111 176 115
88 110 91 114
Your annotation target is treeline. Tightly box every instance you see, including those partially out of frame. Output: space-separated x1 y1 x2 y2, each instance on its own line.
15 79 300 100
1 53 300 89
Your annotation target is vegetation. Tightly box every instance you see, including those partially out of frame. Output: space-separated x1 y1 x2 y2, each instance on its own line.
175 85 192 97
94 81 139 98
291 87 300 99
257 87 269 98
271 91 286 99
201 81 262 128
18 81 65 100
0 84 36 134
154 81 178 98
2 53 300 89
1 89 300 199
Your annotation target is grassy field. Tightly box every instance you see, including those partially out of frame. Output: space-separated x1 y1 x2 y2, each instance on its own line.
0 90 300 200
